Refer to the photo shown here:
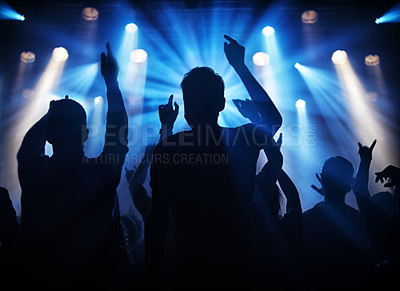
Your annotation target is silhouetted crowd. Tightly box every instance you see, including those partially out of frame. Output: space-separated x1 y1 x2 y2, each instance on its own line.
1 37 399 290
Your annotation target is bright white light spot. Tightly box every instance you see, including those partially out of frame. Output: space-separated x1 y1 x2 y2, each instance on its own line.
262 26 275 36
331 50 348 65
19 15 25 21
82 7 99 21
94 96 103 104
126 23 138 33
375 18 381 24
20 51 35 63
294 62 301 69
296 99 306 109
365 54 380 66
52 47 69 62
252 52 270 66
130 49 147 63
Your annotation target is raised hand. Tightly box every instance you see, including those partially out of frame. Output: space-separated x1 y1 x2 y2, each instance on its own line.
311 173 324 196
357 139 376 161
223 35 245 69
232 98 261 124
101 43 119 83
375 165 400 187
158 95 179 127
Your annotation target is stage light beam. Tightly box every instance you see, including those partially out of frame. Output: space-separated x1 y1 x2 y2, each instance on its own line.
375 2 400 24
126 23 138 33
262 26 275 36
296 99 306 109
52 47 69 62
331 50 348 65
131 49 148 63
0 2 25 21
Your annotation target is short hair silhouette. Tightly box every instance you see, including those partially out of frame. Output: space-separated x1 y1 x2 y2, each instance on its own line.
180 67 225 125
321 156 354 195
46 98 88 146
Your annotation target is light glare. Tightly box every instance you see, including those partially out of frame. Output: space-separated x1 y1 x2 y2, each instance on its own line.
365 54 380 66
252 52 270 66
262 26 275 36
82 7 99 21
20 51 35 63
301 10 318 24
52 47 69 62
126 23 138 33
130 49 148 63
94 96 103 104
296 99 306 108
331 50 348 65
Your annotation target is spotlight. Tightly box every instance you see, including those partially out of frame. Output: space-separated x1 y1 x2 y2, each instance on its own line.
94 96 103 104
294 62 301 69
20 51 35 63
375 18 381 24
252 52 270 66
331 50 348 65
126 23 138 33
82 7 99 21
301 10 318 24
296 99 306 109
0 2 25 21
262 26 275 36
52 47 69 62
130 49 147 63
365 54 380 66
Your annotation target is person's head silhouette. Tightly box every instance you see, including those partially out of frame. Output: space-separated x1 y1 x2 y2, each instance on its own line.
46 96 88 151
320 156 354 204
181 67 225 127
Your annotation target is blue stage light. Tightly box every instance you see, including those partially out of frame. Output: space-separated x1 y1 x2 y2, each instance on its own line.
0 3 25 20
294 62 301 69
262 26 275 36
375 2 400 23
125 23 138 33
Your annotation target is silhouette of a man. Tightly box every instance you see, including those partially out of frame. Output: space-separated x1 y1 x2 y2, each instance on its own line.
146 35 282 286
302 156 370 285
17 44 128 288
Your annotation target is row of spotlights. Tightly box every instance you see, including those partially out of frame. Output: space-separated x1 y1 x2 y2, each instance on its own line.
254 51 380 67
20 47 148 64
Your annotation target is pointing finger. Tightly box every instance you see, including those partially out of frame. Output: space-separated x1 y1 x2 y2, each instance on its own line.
370 139 377 150
223 34 236 43
106 42 112 56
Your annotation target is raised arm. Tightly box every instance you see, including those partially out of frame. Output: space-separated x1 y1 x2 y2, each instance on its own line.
278 170 302 215
224 35 282 134
100 43 128 160
158 94 179 141
354 140 379 216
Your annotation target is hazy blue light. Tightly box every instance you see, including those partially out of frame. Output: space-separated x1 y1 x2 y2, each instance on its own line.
375 2 400 23
0 3 24 20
